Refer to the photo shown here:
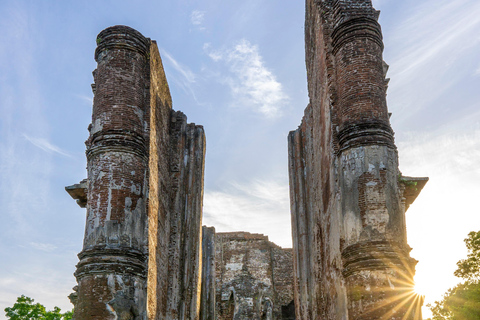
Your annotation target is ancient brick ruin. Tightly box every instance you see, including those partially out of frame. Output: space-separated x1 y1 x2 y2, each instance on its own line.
214 232 294 319
200 229 294 320
67 1 428 318
288 0 427 319
67 26 294 320
67 26 206 319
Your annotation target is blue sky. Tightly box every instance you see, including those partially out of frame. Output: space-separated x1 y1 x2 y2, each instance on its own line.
0 0 479 318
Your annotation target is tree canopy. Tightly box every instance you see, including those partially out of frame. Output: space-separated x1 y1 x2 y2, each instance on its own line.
4 295 72 320
428 231 480 320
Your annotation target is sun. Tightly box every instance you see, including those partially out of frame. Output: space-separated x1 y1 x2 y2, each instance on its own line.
413 278 428 297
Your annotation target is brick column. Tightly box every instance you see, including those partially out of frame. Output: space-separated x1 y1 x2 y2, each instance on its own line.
330 3 419 319
289 1 425 319
74 26 150 320
331 13 394 151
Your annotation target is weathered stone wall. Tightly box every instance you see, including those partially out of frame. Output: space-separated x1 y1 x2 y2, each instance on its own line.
74 26 151 320
165 110 205 320
68 26 206 320
289 1 426 319
146 41 206 319
213 232 294 320
200 226 216 320
146 37 174 320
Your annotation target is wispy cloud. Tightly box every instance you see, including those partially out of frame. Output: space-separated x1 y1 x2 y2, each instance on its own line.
29 242 57 252
392 0 480 77
161 50 196 83
385 0 480 124
0 256 77 313
76 94 93 106
158 49 206 105
0 2 55 241
204 40 289 118
23 134 71 157
203 179 291 248
191 10 206 30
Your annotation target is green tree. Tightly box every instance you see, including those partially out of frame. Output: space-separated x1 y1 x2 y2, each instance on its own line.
4 295 72 320
428 231 480 320
454 231 480 281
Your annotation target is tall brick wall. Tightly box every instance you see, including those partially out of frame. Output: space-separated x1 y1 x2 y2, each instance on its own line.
146 38 173 320
147 39 206 319
165 111 205 319
68 26 206 320
289 1 427 319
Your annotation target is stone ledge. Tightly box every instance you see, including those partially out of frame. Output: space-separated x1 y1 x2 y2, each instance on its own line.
66 179 87 208
400 176 429 211
342 240 417 277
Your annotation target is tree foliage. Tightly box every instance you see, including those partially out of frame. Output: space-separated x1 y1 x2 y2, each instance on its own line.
428 231 480 320
454 231 480 281
4 295 72 320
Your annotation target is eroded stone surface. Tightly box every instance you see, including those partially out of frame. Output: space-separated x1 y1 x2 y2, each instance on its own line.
289 1 427 319
69 26 206 320
212 232 294 320
68 2 430 318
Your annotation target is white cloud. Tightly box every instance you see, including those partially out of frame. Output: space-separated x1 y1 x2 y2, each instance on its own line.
29 242 57 252
398 127 480 308
161 50 196 83
203 43 222 62
23 134 71 157
191 10 206 27
205 39 289 118
203 179 292 248
0 260 77 314
159 49 205 104
76 94 93 106
392 1 480 78
385 0 480 124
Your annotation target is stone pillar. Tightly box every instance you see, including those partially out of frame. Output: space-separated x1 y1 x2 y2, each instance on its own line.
74 26 150 320
200 226 216 320
166 111 205 320
330 3 418 319
68 25 207 320
288 1 426 319
331 8 394 152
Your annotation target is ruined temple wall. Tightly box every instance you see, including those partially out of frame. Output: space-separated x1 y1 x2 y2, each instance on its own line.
339 147 405 247
289 1 423 319
329 2 419 318
146 40 174 319
71 26 206 320
213 232 294 320
271 248 294 311
167 112 205 319
147 39 206 320
288 0 346 318
200 226 216 320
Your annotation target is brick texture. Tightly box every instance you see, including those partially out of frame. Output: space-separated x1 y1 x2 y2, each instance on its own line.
69 26 206 320
211 232 294 320
289 1 426 319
